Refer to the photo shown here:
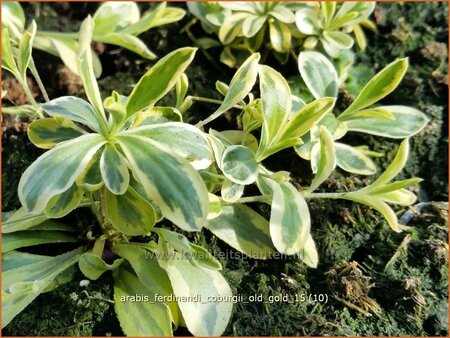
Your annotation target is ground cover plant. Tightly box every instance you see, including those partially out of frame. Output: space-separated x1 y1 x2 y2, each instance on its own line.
187 2 376 67
2 1 448 336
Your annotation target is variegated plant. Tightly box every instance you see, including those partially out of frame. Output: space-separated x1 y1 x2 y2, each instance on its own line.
2 1 185 77
2 16 233 336
295 2 377 58
3 13 427 338
2 1 186 118
295 51 429 176
187 1 299 67
190 52 425 268
186 1 377 67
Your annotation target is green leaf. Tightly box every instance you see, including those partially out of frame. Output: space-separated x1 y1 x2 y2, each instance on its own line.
368 178 422 195
117 135 209 231
220 47 237 68
375 189 418 206
2 104 42 117
353 23 367 50
298 51 339 99
344 105 429 138
2 211 73 234
129 178 164 222
112 243 182 326
113 268 173 336
122 2 185 35
79 252 123 280
189 243 222 270
321 37 341 58
207 193 222 219
45 183 84 218
299 234 318 268
164 254 233 336
218 12 247 44
42 96 103 133
78 16 107 129
96 33 156 59
257 64 291 152
100 144 130 195
33 35 102 77
104 91 127 126
105 187 155 236
28 118 84 149
295 7 319 35
318 112 347 138
269 20 291 53
17 21 37 78
93 2 140 36
335 142 377 175
267 180 311 255
364 139 409 190
2 207 48 234
25 220 76 232
270 5 296 24
333 2 376 27
76 149 104 192
242 99 264 133
175 73 189 109
220 130 259 152
221 145 258 185
321 1 337 26
187 2 221 27
2 247 84 328
1 28 19 74
206 204 275 259
256 137 303 160
18 134 106 214
343 192 401 232
208 130 227 164
155 228 193 254
242 14 266 38
337 107 395 122
133 106 182 125
282 97 336 139
322 30 354 49
125 122 212 170
328 11 359 30
221 179 244 202
308 127 336 192
2 251 51 272
2 231 77 253
342 58 409 115
112 244 173 296
1 2 25 38
218 2 255 11
199 53 260 127
126 47 197 117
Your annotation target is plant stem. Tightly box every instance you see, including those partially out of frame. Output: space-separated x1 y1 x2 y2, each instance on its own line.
191 95 245 128
29 57 50 102
17 75 44 118
304 192 345 199
222 195 272 205
36 31 79 39
99 187 108 227
188 95 243 109
289 49 298 62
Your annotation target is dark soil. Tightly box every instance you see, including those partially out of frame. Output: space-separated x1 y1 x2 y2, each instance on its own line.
2 2 448 337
